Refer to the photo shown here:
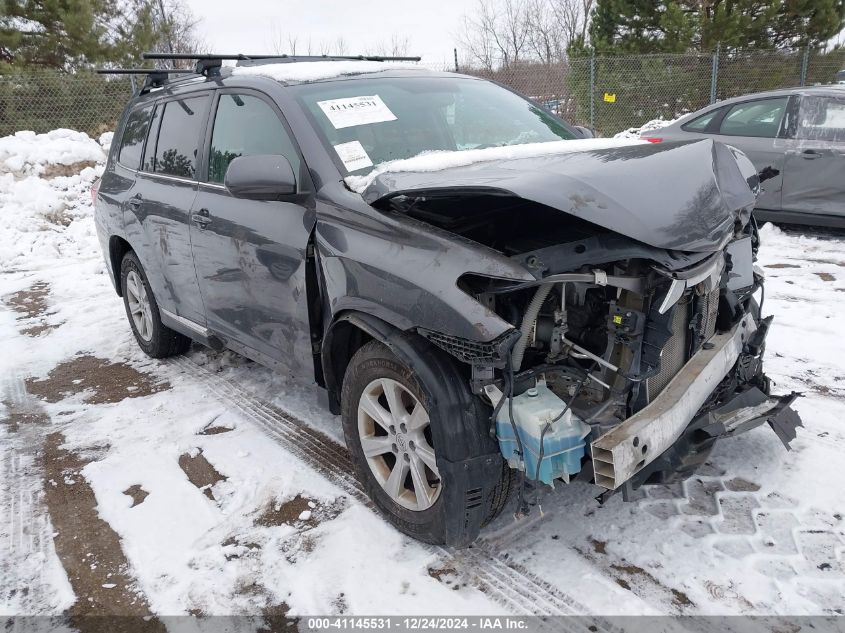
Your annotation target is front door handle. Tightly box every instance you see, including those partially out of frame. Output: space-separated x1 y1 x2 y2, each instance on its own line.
802 149 823 159
191 208 212 228
128 196 142 209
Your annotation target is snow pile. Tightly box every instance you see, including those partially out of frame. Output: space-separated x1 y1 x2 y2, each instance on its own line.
232 60 424 83
0 130 108 271
345 137 647 193
614 117 680 139
0 129 106 178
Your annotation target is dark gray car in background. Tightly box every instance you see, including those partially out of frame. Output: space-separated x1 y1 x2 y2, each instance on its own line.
94 55 801 547
645 85 845 227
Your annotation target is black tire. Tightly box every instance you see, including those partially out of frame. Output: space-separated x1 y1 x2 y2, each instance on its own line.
120 251 191 358
341 338 512 546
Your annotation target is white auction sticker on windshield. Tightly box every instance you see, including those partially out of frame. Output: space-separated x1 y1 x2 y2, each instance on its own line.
318 95 397 129
334 140 373 172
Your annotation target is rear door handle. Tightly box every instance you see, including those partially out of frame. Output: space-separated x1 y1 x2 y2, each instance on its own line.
191 208 212 228
802 149 823 159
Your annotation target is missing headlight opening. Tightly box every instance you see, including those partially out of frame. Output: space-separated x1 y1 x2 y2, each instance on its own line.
404 192 802 503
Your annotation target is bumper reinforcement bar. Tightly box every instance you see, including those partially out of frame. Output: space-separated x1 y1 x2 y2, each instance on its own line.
591 313 757 490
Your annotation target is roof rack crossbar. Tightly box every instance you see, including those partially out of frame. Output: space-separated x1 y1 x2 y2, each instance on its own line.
95 67 197 93
142 52 422 63
94 68 194 75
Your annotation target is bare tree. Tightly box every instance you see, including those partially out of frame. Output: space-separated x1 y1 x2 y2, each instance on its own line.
334 36 347 55
459 5 497 71
458 0 532 69
459 0 594 69
525 0 563 64
268 32 351 56
151 0 206 67
366 34 411 57
551 0 594 48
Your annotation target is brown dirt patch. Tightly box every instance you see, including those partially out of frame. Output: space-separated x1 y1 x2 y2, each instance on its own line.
590 538 608 555
255 494 344 528
427 565 466 591
123 485 149 508
198 424 234 435
577 547 695 611
671 588 693 607
765 263 801 269
259 602 301 632
42 160 98 179
178 449 226 501
609 563 693 608
26 355 169 405
1 399 49 432
428 565 458 581
22 322 60 337
815 272 836 282
5 281 50 318
43 432 165 632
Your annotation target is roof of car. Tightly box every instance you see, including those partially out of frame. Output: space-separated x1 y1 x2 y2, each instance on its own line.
122 62 477 111
711 83 845 104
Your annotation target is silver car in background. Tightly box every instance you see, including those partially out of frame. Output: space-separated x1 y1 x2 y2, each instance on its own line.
645 85 845 227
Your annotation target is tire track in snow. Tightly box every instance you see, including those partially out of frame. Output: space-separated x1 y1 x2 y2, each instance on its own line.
0 374 58 612
168 356 621 625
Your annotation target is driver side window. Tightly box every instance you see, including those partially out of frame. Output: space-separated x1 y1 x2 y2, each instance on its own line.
207 93 301 184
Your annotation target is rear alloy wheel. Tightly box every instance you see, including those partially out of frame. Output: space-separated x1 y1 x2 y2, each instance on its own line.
125 270 153 342
358 377 441 511
120 251 191 358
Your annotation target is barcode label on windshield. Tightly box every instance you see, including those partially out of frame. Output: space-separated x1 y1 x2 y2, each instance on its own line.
334 141 374 171
318 95 397 129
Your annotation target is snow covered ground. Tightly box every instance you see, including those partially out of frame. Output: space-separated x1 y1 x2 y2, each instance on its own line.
1 130 844 624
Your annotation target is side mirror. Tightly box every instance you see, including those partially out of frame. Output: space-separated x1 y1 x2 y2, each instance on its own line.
224 154 297 200
573 125 596 139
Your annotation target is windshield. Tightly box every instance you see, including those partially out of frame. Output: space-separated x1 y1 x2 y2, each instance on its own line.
292 75 577 175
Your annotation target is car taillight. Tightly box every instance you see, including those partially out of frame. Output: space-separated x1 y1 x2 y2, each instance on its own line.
642 137 663 143
91 178 100 204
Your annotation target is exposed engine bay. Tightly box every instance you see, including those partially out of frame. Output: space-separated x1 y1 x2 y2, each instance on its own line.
393 192 803 497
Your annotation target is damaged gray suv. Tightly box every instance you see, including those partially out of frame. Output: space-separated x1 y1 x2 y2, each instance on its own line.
95 54 801 547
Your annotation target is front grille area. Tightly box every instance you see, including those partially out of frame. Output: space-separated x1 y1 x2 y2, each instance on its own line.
646 299 689 400
417 328 521 367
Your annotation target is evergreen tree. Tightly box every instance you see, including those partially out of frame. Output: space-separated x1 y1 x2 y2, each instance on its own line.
589 0 845 53
0 0 158 70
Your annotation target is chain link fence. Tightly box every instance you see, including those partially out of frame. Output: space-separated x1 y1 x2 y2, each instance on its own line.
0 72 134 138
454 47 845 136
1 48 844 139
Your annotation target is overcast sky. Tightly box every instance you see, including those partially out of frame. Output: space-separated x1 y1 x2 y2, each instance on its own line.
184 0 477 66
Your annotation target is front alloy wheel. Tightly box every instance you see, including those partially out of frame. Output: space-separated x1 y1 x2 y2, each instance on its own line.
357 378 441 511
341 339 513 546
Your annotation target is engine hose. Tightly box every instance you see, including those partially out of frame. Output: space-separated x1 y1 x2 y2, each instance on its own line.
511 283 553 371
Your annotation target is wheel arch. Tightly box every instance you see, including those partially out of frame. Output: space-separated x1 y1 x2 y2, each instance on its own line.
108 235 133 296
321 311 391 415
330 311 506 547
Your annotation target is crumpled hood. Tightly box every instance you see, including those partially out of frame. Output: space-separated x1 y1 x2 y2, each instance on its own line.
359 139 757 253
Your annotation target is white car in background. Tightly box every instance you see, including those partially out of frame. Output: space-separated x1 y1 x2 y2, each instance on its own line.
643 85 845 228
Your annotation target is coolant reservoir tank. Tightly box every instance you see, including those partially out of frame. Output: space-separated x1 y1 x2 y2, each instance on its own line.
490 384 590 486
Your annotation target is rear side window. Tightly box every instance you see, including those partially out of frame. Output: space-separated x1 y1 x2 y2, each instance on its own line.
152 95 210 179
718 97 788 138
682 108 719 132
117 104 153 170
797 96 845 142
207 94 301 183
